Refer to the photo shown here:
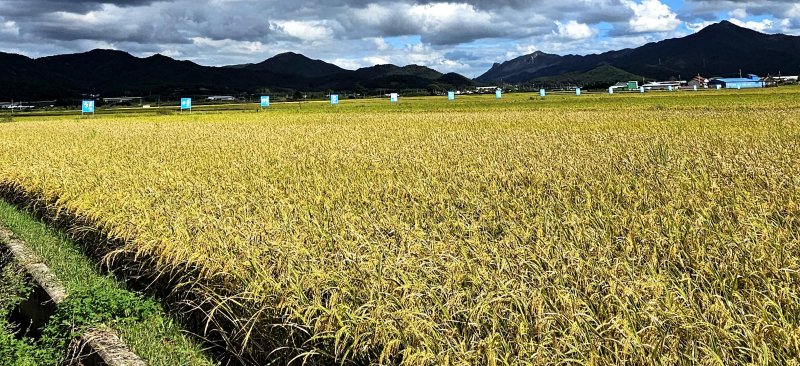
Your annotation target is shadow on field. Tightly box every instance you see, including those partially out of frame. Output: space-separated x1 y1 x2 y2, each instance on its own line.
0 182 361 366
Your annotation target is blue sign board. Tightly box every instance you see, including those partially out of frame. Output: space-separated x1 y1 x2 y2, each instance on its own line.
330 94 339 105
390 93 398 103
576 88 581 96
81 100 95 114
448 91 455 101
260 96 270 108
180 98 192 110
495 89 502 99
540 89 546 97
668 86 674 92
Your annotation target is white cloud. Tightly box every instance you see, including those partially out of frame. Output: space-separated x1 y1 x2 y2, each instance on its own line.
625 0 681 33
364 56 391 65
406 3 493 31
191 37 264 54
789 5 800 18
1 20 19 36
371 37 390 51
271 20 333 43
514 44 539 56
729 8 748 19
159 49 183 58
729 18 774 32
330 58 371 70
345 2 511 44
553 20 596 40
685 21 716 32
348 39 472 73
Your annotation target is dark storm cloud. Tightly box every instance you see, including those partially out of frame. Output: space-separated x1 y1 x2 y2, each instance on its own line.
2 1 280 44
0 0 795 49
0 0 156 16
444 50 482 61
681 0 798 17
0 0 629 45
678 0 799 34
29 20 186 44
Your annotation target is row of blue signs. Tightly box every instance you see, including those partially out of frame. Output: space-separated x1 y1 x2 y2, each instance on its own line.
83 85 726 112
82 97 270 113
78 91 492 113
70 88 614 114
80 90 495 112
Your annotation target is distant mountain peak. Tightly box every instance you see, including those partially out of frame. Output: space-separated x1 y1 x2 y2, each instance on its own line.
86 48 128 54
527 51 554 62
145 53 173 60
697 20 753 34
245 52 346 77
270 52 309 60
68 49 137 60
476 50 564 83
35 48 139 66
714 20 739 28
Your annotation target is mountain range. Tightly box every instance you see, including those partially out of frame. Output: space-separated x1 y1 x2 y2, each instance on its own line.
0 50 474 100
477 21 800 85
1 21 799 101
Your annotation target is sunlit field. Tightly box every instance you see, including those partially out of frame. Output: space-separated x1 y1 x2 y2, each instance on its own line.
1 88 799 365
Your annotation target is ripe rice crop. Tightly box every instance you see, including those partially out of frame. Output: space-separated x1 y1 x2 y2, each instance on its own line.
0 91 799 365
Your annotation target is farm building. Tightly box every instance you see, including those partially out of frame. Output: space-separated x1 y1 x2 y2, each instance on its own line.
207 96 236 101
763 75 799 86
1 102 34 110
642 81 681 90
609 82 629 91
708 75 764 89
688 76 708 88
475 86 499 94
774 76 798 83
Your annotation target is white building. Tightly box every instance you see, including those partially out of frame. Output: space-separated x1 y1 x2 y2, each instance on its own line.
642 81 682 90
207 96 236 101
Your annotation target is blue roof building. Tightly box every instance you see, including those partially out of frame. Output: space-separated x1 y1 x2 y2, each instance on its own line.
708 74 765 89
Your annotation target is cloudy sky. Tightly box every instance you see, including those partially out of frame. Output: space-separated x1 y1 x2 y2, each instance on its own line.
0 0 798 77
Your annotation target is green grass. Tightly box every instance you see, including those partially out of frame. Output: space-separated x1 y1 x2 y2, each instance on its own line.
0 252 38 366
0 199 218 366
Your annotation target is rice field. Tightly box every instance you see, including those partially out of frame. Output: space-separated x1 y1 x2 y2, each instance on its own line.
1 89 799 365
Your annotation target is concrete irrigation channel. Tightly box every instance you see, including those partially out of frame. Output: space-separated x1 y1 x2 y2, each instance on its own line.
0 224 145 366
